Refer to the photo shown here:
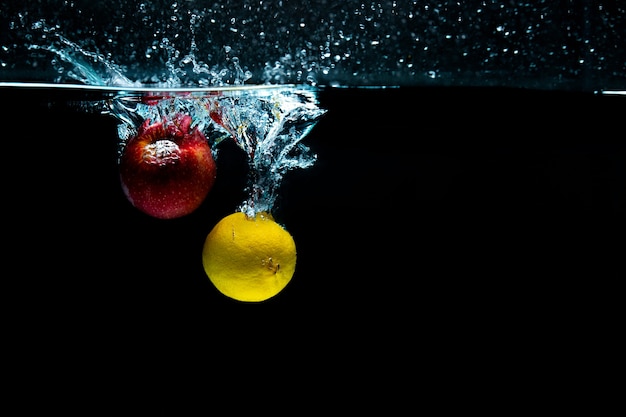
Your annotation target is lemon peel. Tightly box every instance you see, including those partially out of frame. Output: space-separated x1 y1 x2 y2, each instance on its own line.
202 211 296 302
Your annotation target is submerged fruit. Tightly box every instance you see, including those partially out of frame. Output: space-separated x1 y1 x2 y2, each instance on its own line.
202 211 297 302
119 114 217 219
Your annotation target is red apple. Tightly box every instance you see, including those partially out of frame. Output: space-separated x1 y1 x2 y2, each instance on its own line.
119 114 217 219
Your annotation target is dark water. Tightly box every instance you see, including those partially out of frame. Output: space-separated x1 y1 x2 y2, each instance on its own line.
3 86 623 319
2 85 623 407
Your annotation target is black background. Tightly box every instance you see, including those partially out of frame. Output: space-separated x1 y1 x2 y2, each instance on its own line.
1 86 623 409
2 86 623 332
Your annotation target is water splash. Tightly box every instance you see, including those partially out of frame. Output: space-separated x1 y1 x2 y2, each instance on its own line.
207 88 326 216
6 17 253 88
24 22 138 87
110 86 326 217
0 14 327 218
3 2 626 90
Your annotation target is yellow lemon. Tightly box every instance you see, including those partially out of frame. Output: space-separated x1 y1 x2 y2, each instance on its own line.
202 211 297 302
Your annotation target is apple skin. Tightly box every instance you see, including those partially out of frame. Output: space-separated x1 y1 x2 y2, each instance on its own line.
119 114 217 219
